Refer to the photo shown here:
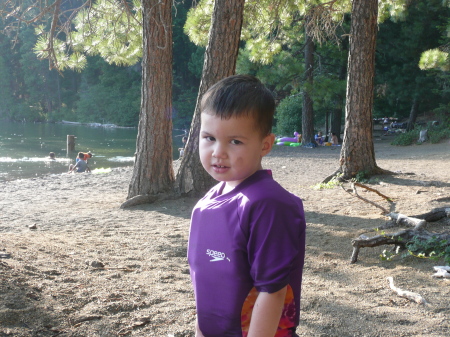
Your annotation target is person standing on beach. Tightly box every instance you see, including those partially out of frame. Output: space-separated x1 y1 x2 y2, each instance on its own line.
188 75 306 337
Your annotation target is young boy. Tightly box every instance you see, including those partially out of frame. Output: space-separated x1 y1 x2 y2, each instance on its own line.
68 152 90 173
76 151 93 163
188 75 306 337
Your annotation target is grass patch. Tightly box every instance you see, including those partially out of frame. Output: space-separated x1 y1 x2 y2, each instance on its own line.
312 177 342 190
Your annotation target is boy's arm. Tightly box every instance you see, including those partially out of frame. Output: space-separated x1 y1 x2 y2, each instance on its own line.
195 319 205 337
69 161 78 172
247 286 287 337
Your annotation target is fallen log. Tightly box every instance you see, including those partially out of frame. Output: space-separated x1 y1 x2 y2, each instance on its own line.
351 228 450 263
386 213 427 229
369 208 450 233
411 207 450 222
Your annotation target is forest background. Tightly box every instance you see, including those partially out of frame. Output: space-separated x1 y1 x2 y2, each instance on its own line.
0 0 448 135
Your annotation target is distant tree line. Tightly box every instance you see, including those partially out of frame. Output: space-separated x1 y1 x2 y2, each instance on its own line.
0 1 203 129
0 0 448 133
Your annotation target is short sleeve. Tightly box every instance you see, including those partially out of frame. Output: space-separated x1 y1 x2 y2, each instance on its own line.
246 195 304 293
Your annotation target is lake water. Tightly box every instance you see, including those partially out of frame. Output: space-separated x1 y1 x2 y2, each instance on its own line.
0 121 185 181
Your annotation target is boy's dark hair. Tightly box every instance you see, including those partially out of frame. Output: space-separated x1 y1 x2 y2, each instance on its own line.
201 75 275 136
78 152 84 159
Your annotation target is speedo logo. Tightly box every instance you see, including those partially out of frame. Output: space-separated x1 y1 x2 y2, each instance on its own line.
206 249 230 262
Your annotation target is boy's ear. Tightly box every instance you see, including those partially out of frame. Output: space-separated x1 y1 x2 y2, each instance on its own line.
261 133 275 156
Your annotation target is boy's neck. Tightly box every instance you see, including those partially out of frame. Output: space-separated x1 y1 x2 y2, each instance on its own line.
222 183 235 195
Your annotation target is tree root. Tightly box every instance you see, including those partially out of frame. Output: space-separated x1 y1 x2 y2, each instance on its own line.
120 192 177 208
341 181 394 214
371 166 396 176
321 168 342 184
322 165 397 184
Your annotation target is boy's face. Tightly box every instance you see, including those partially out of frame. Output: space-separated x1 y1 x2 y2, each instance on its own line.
199 112 274 189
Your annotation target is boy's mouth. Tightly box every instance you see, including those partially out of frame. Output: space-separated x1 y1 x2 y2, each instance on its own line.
212 164 229 173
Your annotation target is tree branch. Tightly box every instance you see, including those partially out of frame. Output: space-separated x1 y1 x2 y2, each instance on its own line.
340 182 391 214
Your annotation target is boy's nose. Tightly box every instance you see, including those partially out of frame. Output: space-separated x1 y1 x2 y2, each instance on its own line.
212 143 227 158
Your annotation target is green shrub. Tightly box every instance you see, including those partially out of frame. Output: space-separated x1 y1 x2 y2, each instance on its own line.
275 95 302 136
355 170 370 183
429 129 449 143
312 176 342 190
390 128 420 146
392 118 450 146
428 122 450 143
405 236 450 265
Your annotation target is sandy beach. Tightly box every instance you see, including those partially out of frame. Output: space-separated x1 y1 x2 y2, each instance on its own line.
1 137 450 336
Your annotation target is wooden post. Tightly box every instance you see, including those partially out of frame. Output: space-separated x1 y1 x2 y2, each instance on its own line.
67 135 76 153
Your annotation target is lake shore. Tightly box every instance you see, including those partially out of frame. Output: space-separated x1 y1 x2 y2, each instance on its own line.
1 138 450 336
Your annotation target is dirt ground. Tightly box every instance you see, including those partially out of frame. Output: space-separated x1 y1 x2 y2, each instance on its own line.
1 135 450 337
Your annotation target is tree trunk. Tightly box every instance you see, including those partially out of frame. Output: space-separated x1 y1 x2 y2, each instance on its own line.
340 0 382 179
302 16 315 146
406 97 419 132
175 0 245 197
127 0 174 199
331 53 348 143
331 105 343 142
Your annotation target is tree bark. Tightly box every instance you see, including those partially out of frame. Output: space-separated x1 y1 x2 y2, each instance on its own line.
331 105 343 142
302 16 315 146
331 51 348 143
339 0 383 179
406 97 419 132
175 0 245 197
127 0 174 199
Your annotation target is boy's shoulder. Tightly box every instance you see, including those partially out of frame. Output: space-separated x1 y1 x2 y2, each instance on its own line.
199 170 302 207
240 171 301 205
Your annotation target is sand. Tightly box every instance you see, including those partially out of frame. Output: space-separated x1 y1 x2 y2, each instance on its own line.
1 136 450 337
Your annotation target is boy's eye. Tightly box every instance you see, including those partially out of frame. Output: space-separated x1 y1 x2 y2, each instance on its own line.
205 136 215 142
230 139 242 145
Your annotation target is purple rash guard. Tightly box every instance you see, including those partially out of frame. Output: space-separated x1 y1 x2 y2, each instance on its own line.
188 170 306 337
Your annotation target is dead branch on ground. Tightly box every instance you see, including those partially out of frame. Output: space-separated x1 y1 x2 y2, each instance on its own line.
432 266 450 278
351 210 450 263
387 277 428 305
340 181 394 214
